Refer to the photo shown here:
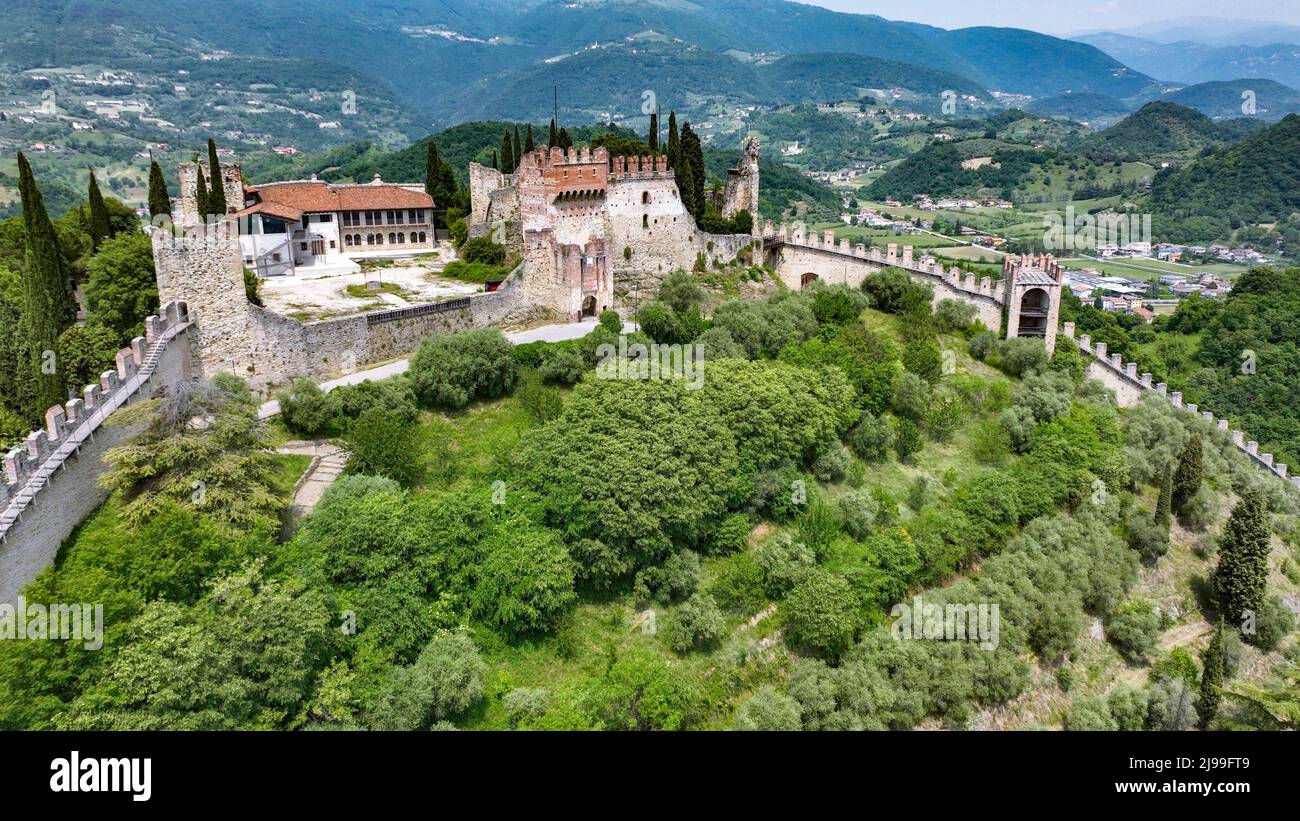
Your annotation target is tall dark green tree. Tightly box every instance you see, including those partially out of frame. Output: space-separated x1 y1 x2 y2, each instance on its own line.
549 118 558 148
147 159 171 220
1197 619 1227 729
16 152 78 416
424 140 440 198
524 124 535 155
87 170 111 251
648 112 659 153
557 128 572 151
1156 467 1173 526
677 155 697 216
501 128 515 174
491 150 499 170
513 125 522 170
195 169 210 220
205 139 226 215
666 111 681 171
680 123 706 221
1173 433 1204 516
1212 488 1271 627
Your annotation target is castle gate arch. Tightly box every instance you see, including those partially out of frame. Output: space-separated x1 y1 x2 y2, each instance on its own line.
1017 287 1050 338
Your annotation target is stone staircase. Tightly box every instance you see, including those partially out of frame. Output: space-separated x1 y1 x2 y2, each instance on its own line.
277 441 350 533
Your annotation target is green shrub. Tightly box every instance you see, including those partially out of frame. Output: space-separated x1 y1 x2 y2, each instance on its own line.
538 346 586 385
733 686 801 731
836 488 880 538
782 569 861 660
893 417 922 463
711 513 752 555
847 413 893 462
516 371 563 423
1107 598 1160 663
331 378 419 425
410 328 516 409
277 377 336 436
460 236 506 266
668 592 725 652
1247 594 1296 651
1151 647 1200 687
811 442 852 483
754 533 816 598
1064 697 1117 730
368 632 486 730
344 407 425 486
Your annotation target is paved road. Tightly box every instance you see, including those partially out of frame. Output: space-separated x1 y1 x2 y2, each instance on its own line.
257 319 611 419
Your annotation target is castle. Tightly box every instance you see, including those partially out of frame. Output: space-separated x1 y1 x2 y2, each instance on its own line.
468 140 760 321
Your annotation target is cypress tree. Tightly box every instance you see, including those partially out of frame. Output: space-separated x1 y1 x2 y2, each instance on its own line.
16 152 77 416
680 123 706 220
549 118 558 148
524 123 535 155
1173 433 1204 516
666 111 680 170
1197 619 1226 729
205 139 226 215
648 112 659 153
557 128 572 151
87 170 111 251
501 128 515 174
677 154 696 216
195 168 210 220
1212 488 1271 626
147 158 171 220
1156 467 1173 526
513 125 522 170
491 150 498 170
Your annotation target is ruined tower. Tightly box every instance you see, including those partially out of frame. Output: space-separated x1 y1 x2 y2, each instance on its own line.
722 136 760 230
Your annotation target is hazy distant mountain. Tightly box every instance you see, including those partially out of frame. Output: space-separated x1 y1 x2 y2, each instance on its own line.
1161 79 1300 121
1026 92 1132 124
1074 17 1300 48
1 0 1159 120
1076 32 1300 89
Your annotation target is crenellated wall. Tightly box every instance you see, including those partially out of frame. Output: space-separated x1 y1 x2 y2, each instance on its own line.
1061 321 1300 492
762 222 1007 333
0 303 193 605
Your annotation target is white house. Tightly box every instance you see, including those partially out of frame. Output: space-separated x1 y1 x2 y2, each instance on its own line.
234 174 436 277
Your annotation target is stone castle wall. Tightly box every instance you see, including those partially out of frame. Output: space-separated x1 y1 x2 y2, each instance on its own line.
1061 322 1300 493
762 223 1008 332
0 303 193 605
152 224 529 392
177 160 244 226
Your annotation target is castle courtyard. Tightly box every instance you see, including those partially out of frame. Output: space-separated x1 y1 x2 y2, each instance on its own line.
255 242 481 322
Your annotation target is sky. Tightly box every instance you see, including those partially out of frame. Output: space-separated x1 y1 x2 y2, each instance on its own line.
799 0 1300 35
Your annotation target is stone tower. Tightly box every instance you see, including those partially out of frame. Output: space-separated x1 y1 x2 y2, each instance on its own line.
1003 254 1064 356
176 160 245 227
723 136 760 230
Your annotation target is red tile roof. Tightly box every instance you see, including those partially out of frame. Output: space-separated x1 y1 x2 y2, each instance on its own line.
242 180 433 216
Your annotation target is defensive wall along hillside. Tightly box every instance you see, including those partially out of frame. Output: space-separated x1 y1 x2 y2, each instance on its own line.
760 222 1064 355
0 303 193 605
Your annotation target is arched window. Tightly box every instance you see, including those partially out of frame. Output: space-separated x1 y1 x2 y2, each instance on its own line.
375 234 383 245
366 234 373 245
642 191 651 205
396 233 405 244
388 232 397 244
419 232 427 243
642 215 649 229
344 234 353 247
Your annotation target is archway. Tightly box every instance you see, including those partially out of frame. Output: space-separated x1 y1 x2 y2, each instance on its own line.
800 272 819 289
581 295 597 318
1016 288 1049 338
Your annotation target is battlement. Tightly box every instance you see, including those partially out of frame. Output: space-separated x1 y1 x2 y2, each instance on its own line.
763 221 1004 303
609 155 672 180
0 301 191 520
1004 252 1064 284
1062 321 1300 493
518 145 610 172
